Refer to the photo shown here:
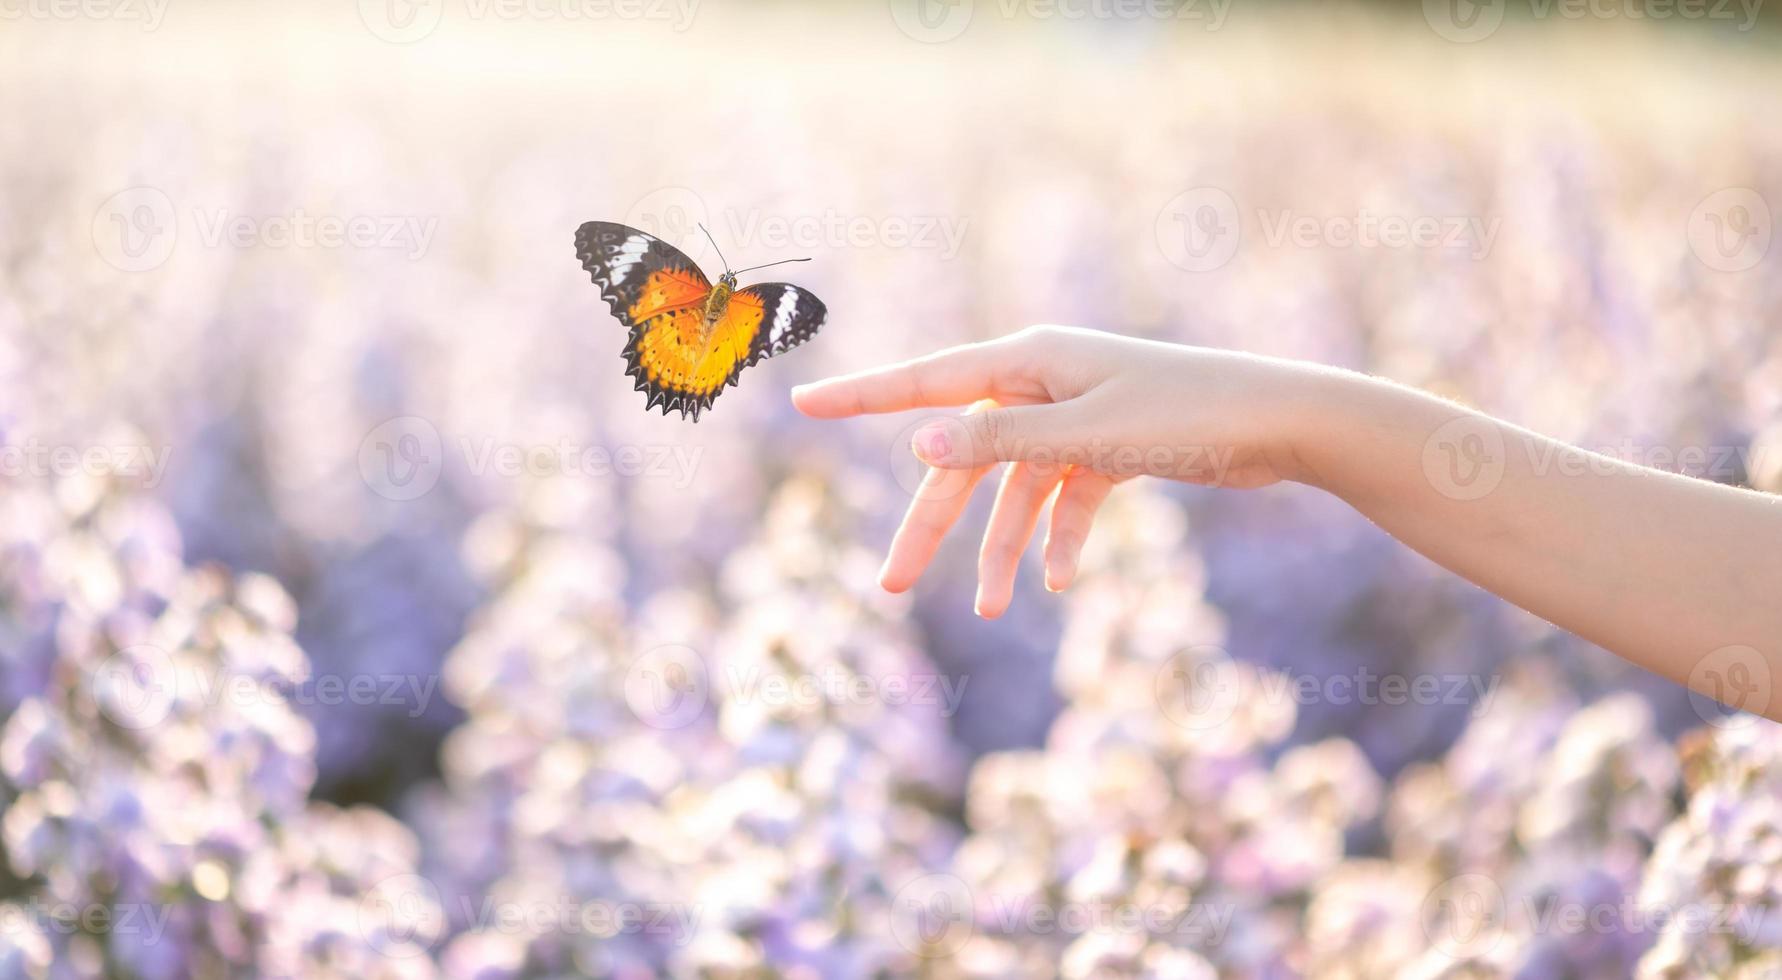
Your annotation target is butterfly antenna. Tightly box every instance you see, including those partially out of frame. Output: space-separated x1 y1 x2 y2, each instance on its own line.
698 223 729 271
730 257 813 276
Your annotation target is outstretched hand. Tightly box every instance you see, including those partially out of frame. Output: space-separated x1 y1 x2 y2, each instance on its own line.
791 326 1322 617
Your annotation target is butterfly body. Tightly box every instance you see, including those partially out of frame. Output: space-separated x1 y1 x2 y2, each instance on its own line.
575 221 826 421
700 275 736 335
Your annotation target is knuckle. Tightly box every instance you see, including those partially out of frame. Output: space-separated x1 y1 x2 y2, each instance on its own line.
981 541 1025 567
1047 531 1083 556
907 512 952 538
1053 496 1090 524
906 369 931 407
978 408 1012 453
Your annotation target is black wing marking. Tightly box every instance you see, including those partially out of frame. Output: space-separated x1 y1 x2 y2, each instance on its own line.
737 282 827 368
573 220 710 323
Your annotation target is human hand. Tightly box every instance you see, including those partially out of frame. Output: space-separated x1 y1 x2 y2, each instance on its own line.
791 326 1329 617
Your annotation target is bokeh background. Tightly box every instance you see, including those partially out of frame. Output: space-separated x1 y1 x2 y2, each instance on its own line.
3 1 1782 976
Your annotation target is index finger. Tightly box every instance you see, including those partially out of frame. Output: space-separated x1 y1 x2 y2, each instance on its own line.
791 341 1014 418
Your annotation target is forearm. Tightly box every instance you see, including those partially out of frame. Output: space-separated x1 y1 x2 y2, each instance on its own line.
1292 371 1782 721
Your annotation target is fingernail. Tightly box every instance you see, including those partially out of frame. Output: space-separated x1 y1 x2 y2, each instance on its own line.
879 560 905 593
1045 554 1076 592
913 422 951 464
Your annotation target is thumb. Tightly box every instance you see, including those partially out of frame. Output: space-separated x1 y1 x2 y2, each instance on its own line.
911 402 1080 470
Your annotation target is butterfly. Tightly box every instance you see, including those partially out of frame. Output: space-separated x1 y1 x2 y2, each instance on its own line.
574 220 827 421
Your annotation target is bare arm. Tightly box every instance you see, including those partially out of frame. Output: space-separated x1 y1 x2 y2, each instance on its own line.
792 325 1782 722
1297 372 1782 721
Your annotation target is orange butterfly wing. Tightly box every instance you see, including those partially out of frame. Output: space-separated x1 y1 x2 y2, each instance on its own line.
627 289 766 421
626 265 709 324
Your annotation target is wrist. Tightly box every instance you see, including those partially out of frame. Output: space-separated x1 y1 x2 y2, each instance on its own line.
1274 364 1395 495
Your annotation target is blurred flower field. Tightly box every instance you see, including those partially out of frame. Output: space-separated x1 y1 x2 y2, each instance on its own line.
2 5 1782 978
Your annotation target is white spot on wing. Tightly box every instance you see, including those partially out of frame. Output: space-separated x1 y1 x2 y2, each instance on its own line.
607 234 650 285
771 285 799 349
